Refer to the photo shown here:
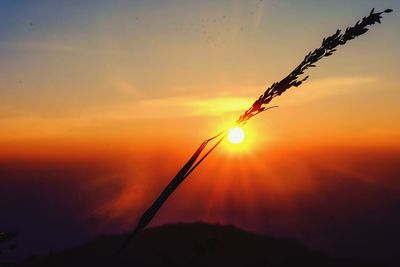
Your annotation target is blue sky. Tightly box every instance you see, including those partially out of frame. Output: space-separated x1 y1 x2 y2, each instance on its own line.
0 0 398 142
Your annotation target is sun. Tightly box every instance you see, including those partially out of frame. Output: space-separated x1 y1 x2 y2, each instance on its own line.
227 126 245 144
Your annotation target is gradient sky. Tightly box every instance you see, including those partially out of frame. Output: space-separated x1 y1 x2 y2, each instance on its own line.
1 0 399 148
1 0 400 265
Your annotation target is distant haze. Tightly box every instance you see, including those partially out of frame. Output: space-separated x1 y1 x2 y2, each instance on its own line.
0 0 399 266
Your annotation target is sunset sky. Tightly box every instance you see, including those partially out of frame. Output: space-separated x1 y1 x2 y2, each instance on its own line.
1 0 399 265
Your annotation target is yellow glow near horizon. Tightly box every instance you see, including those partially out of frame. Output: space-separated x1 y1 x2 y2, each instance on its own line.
227 127 245 144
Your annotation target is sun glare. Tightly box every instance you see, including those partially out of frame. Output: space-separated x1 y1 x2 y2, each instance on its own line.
227 127 245 144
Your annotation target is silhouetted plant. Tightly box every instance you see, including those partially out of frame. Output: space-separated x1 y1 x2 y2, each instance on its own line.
113 8 392 259
237 8 393 124
0 232 17 266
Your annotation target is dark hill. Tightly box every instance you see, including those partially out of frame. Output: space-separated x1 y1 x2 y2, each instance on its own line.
20 222 380 267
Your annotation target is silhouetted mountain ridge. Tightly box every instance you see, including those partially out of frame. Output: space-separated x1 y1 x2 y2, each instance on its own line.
20 222 381 267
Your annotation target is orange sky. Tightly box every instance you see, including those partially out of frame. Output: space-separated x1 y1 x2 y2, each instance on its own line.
1 1 400 263
0 1 399 153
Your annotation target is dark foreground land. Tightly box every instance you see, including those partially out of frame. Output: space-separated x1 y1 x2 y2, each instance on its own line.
17 222 381 267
